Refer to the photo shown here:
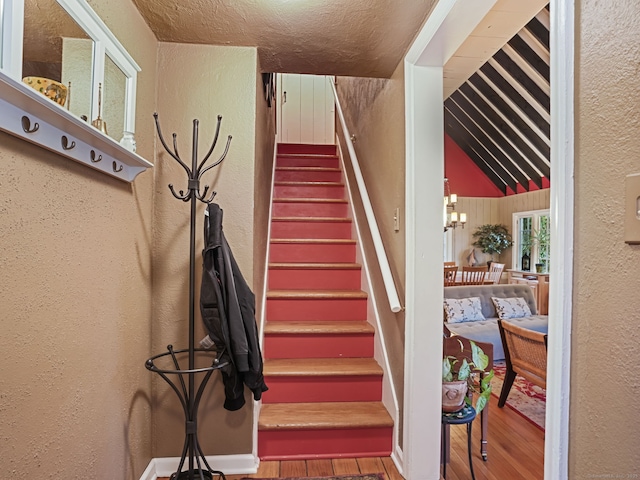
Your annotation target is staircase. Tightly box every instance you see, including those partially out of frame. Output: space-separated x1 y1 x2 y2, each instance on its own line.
258 143 393 460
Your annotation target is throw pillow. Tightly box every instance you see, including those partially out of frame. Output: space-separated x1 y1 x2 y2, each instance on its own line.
491 297 532 320
443 297 485 323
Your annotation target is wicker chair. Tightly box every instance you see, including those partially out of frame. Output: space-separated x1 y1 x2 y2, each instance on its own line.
497 319 548 407
444 265 458 286
460 266 487 285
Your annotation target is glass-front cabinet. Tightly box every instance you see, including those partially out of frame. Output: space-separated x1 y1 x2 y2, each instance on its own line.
0 0 150 182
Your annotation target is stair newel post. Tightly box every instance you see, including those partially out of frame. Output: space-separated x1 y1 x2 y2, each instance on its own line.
146 113 231 480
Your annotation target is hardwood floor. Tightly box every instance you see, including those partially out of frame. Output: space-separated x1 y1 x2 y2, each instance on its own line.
441 395 544 480
159 395 544 480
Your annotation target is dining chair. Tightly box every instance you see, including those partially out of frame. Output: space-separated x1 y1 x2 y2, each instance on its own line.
444 266 458 286
460 266 487 285
444 261 457 267
487 262 505 284
497 319 548 408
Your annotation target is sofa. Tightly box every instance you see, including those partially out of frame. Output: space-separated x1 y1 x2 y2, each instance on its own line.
443 284 548 360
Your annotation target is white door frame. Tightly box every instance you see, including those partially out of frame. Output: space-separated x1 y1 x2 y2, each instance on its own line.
402 0 574 478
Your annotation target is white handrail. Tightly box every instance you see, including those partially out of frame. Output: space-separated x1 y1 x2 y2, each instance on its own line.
329 80 403 313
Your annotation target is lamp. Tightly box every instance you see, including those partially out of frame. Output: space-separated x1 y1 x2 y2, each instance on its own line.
444 178 467 231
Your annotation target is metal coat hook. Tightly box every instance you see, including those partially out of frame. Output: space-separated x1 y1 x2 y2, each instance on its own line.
168 183 190 202
21 116 39 134
153 113 231 203
195 185 217 203
90 150 102 163
61 135 76 150
112 161 123 173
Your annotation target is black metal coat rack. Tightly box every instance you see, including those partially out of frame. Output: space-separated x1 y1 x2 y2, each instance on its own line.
145 113 232 480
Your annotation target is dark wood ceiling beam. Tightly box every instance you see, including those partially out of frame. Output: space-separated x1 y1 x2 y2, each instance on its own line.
479 62 550 138
525 17 550 50
457 84 550 178
467 73 550 154
508 35 549 81
445 101 524 192
492 50 550 113
448 92 544 189
444 109 511 194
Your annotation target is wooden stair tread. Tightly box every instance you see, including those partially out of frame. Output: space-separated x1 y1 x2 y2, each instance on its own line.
271 216 351 223
276 167 341 172
270 238 356 244
275 181 343 186
264 320 374 334
259 402 393 430
273 198 348 204
267 290 367 299
264 357 382 376
269 262 360 270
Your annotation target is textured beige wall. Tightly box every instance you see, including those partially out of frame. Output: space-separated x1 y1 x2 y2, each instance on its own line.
571 0 640 475
335 64 406 433
153 43 260 457
0 0 157 478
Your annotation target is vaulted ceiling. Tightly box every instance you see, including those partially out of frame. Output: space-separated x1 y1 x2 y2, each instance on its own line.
444 5 550 194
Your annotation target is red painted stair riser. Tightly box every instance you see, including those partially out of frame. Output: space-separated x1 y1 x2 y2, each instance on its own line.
261 376 382 404
269 243 356 263
258 428 392 461
272 202 349 217
277 144 337 155
267 298 367 321
270 221 352 239
274 184 345 199
275 170 342 183
268 268 361 290
263 333 374 359
276 156 340 169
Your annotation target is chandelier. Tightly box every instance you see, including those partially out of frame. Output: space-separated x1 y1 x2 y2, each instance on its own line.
444 178 467 231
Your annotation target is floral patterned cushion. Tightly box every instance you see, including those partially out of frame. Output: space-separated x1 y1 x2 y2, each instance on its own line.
443 297 485 323
491 297 532 319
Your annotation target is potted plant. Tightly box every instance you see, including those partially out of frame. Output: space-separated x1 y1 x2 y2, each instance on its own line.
442 339 494 414
471 224 513 265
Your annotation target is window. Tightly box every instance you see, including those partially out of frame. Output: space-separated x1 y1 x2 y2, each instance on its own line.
512 209 550 273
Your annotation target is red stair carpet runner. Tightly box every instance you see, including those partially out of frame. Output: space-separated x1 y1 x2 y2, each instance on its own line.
258 143 393 460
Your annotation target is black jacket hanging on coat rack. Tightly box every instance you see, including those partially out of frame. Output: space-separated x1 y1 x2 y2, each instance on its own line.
200 203 268 411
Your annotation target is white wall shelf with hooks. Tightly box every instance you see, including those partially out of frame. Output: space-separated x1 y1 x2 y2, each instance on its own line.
0 71 152 183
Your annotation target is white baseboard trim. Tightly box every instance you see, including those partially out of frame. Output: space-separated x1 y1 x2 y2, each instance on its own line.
140 454 259 480
391 445 404 478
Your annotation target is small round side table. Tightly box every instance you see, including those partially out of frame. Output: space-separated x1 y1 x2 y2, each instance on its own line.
442 404 476 480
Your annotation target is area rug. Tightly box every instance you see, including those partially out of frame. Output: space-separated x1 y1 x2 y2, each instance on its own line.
491 360 546 430
242 474 385 480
